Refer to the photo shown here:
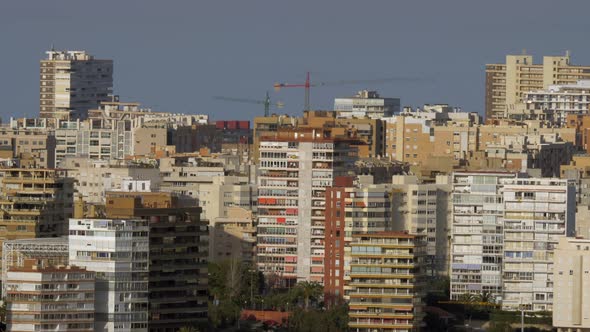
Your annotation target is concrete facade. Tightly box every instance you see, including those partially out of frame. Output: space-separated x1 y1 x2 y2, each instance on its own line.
390 175 452 277
501 177 576 311
69 218 149 332
450 171 515 301
334 90 400 119
345 232 425 332
553 237 590 332
40 50 113 120
5 265 95 332
257 130 357 286
485 53 590 120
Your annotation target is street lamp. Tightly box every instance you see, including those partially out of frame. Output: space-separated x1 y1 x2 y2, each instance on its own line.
519 298 528 332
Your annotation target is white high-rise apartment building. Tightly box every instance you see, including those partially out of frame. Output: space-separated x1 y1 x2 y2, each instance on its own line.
69 218 149 332
256 130 356 286
501 178 575 311
451 173 576 311
524 80 590 125
450 171 515 301
334 90 400 119
40 50 113 120
553 237 590 332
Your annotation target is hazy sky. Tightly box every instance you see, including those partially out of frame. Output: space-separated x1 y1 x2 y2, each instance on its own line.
1 1 590 121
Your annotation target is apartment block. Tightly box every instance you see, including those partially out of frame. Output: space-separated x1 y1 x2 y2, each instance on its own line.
5 265 95 332
390 175 452 276
501 178 575 311
566 114 590 154
345 232 425 332
485 52 590 120
2 237 69 296
60 157 161 204
0 168 74 273
174 124 221 154
561 155 590 238
159 155 255 222
324 176 393 304
211 206 256 263
69 218 149 332
253 111 384 163
382 107 480 166
54 118 131 166
104 191 209 331
553 237 590 332
450 171 515 300
40 50 113 120
334 90 400 119
0 121 55 168
133 124 168 156
524 80 590 126
257 129 357 286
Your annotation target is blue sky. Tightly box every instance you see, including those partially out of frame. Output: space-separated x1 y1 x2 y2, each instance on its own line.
1 0 589 121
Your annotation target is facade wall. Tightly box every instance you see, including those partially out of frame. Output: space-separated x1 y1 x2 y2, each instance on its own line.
257 135 356 286
450 172 515 300
133 126 167 156
500 178 575 311
6 266 95 332
390 176 451 276
69 218 149 332
0 168 74 274
553 237 590 331
40 50 113 120
485 54 590 120
345 232 424 332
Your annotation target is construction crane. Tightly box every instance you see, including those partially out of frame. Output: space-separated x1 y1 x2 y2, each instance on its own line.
274 72 417 111
213 92 284 117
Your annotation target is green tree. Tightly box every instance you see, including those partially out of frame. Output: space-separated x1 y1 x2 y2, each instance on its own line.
295 281 323 310
477 291 495 304
288 304 348 332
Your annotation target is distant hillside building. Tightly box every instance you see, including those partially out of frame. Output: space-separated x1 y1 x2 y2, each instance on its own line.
40 50 113 120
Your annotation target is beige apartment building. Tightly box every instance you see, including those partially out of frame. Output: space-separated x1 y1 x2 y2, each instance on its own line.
0 125 54 168
324 177 394 304
485 52 590 120
210 207 256 263
0 168 74 273
159 154 256 222
40 50 113 120
390 175 451 276
553 237 590 332
253 111 384 163
60 157 161 204
345 232 425 332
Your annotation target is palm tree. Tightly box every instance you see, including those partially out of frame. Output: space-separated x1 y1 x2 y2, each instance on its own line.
458 292 477 304
296 281 323 310
477 291 495 305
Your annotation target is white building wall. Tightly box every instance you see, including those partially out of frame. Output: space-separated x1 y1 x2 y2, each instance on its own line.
69 218 149 332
